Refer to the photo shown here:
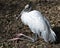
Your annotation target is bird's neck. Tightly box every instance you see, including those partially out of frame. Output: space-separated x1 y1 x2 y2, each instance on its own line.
20 9 30 15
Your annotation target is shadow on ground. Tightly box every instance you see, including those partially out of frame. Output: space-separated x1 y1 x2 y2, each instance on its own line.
52 26 60 44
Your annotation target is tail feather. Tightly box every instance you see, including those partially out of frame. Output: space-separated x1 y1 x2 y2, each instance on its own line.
49 29 56 42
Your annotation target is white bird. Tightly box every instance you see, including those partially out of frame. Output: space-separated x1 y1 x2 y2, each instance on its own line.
11 2 56 43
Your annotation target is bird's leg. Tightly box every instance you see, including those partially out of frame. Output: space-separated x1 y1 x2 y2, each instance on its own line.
16 33 38 42
8 33 38 42
17 33 34 42
32 33 38 42
37 32 42 39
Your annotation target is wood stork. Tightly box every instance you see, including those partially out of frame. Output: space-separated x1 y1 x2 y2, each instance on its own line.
10 2 56 43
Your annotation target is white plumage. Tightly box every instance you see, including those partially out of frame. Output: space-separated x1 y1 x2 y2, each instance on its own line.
20 3 56 43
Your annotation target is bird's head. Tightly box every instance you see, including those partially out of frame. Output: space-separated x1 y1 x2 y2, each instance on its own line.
20 2 32 16
24 2 32 12
17 2 32 20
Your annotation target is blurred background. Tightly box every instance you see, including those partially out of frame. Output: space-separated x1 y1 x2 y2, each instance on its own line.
0 0 60 48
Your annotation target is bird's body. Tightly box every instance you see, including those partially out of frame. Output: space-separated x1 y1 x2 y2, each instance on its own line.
21 10 56 42
21 10 48 34
10 2 56 43
9 2 56 43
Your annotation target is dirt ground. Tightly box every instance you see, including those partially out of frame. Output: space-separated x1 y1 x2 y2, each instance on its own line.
0 0 60 48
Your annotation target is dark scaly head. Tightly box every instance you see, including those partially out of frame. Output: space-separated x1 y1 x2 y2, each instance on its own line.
17 2 32 20
20 2 32 15
24 1 32 12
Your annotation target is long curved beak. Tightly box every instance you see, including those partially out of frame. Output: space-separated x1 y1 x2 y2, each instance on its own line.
16 14 21 20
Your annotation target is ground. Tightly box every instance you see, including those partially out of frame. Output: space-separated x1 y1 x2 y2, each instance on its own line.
0 0 60 48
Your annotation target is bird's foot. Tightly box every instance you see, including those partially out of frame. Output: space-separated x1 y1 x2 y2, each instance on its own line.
8 33 36 42
8 33 25 41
